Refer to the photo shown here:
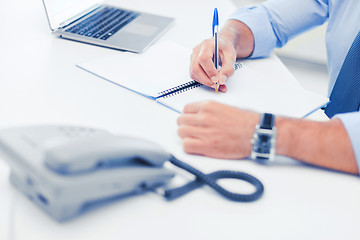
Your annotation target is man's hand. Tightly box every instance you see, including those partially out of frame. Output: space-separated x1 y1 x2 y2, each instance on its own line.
177 101 358 175
189 20 255 92
177 101 260 159
190 37 236 93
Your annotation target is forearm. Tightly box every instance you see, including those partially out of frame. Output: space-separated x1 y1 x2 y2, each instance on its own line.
219 20 254 58
276 117 359 175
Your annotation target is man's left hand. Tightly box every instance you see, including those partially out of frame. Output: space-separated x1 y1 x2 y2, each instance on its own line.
177 101 260 159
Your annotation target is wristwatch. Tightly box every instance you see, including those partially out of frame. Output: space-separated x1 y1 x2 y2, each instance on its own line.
251 113 277 162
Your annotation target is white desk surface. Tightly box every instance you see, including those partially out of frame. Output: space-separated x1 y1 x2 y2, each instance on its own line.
0 1 359 240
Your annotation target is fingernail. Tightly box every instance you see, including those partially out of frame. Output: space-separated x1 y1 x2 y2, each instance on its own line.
220 75 228 84
211 76 218 83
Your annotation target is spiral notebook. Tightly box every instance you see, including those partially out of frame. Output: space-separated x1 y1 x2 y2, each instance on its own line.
77 42 329 118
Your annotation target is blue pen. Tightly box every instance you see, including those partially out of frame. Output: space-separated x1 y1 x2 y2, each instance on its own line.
212 8 219 93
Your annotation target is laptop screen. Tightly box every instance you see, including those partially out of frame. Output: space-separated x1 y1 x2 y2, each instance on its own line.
42 0 101 30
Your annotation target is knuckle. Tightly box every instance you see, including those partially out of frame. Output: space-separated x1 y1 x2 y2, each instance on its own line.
197 101 207 111
192 44 200 53
197 114 210 126
190 52 194 62
203 38 213 46
176 116 183 126
177 126 186 138
183 139 201 154
190 66 200 79
190 72 198 80
198 54 209 64
190 71 197 80
183 140 192 153
183 104 190 113
223 65 235 75
202 100 216 110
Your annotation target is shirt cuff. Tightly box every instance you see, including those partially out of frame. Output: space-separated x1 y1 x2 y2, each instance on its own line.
229 6 277 58
334 112 360 176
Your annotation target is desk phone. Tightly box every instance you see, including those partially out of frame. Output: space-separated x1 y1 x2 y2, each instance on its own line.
0 125 264 222
0 125 175 221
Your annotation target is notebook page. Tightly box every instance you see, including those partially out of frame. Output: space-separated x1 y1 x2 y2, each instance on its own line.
77 42 192 98
77 40 328 117
158 65 328 118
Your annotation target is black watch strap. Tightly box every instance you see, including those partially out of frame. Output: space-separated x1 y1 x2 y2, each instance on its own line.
260 113 275 130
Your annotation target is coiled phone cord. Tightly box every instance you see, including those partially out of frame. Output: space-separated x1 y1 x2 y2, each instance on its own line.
163 156 264 202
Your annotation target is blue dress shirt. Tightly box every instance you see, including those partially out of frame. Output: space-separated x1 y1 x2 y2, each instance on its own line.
230 0 360 174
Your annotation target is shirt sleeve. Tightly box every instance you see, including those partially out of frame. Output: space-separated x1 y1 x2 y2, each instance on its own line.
229 0 329 58
334 112 360 175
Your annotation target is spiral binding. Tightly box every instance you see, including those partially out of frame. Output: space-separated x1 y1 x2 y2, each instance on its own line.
234 63 242 71
157 81 202 98
157 63 242 99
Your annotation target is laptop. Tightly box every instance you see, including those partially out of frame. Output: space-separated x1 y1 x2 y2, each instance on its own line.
42 0 174 53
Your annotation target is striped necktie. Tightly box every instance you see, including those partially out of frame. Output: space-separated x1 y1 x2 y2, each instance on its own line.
325 31 360 118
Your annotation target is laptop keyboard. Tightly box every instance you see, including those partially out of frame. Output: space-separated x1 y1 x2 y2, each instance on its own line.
65 7 139 41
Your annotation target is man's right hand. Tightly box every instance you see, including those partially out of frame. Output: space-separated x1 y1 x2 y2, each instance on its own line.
190 37 236 93
189 20 255 92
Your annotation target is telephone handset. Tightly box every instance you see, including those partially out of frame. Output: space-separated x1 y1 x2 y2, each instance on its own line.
44 134 172 174
0 125 264 222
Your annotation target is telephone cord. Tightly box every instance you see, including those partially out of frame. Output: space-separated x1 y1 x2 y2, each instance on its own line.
163 156 264 202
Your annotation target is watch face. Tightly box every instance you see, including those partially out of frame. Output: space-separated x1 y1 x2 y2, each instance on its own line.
251 125 276 161
257 133 272 154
